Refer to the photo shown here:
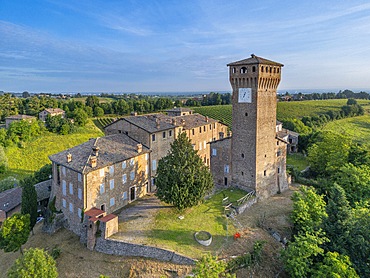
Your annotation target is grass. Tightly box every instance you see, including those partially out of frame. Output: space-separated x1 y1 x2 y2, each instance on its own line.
0 120 103 181
146 188 248 258
322 114 370 147
287 153 309 171
193 99 370 129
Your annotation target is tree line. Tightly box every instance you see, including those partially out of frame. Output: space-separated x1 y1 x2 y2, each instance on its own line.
279 89 370 101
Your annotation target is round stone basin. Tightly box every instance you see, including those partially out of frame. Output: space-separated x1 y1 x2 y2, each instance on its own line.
194 231 212 246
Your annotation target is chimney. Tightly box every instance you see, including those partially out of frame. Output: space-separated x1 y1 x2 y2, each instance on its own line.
137 143 142 153
67 153 72 163
90 156 97 168
156 118 160 128
131 111 138 116
92 146 100 156
172 118 177 125
205 116 209 123
181 119 185 125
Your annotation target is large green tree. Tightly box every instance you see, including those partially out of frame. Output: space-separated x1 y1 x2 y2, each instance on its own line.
0 213 30 254
21 176 38 232
7 248 58 278
156 132 214 211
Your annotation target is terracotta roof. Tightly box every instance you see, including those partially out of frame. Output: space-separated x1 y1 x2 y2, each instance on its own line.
84 207 105 218
34 179 51 202
0 187 22 213
227 54 283 67
5 114 36 120
100 214 117 222
49 134 150 174
44 108 65 114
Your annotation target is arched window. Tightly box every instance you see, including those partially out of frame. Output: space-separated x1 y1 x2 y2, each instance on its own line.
240 67 247 74
232 67 236 74
252 66 256 72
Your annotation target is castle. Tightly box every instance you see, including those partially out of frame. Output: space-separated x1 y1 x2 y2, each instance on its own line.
48 55 289 237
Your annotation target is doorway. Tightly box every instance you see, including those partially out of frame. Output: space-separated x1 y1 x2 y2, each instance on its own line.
130 186 136 201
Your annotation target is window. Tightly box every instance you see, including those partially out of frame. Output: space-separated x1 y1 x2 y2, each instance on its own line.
130 171 135 180
78 188 82 200
209 124 212 130
277 150 281 157
110 179 114 190
169 130 172 136
62 199 66 208
203 141 206 149
199 142 202 150
241 153 244 158
69 202 73 213
162 131 166 138
100 168 105 177
146 165 149 175
78 208 82 218
264 170 267 176
62 181 66 196
224 165 229 173
212 148 217 156
62 166 66 176
130 158 135 166
100 183 105 194
192 129 195 135
277 141 279 145
152 134 156 142
278 167 280 173
145 153 148 161
122 161 127 169
122 191 128 200
152 160 157 171
199 127 202 133
110 197 115 207
69 182 73 195
213 123 216 129
78 173 82 182
122 174 127 184
109 165 114 175
203 126 206 132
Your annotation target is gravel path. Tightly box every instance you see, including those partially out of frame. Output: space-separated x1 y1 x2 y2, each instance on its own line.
111 193 171 244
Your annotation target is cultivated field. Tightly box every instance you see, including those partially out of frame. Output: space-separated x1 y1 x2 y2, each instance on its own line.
193 99 370 129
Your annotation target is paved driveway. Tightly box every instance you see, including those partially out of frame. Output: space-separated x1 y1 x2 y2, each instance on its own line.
111 193 171 244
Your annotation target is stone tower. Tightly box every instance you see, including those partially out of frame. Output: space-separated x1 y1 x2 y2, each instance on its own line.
228 54 284 198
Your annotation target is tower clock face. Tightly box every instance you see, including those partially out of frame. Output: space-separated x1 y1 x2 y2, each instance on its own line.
238 88 252 103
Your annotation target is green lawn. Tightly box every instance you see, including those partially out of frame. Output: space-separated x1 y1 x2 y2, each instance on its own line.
1 120 103 181
287 153 309 171
147 188 249 258
322 115 370 147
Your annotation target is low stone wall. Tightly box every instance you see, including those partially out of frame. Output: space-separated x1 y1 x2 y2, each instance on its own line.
95 237 196 265
42 212 65 234
235 197 257 214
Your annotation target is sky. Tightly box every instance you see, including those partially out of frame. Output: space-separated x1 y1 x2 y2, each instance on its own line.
1 0 370 93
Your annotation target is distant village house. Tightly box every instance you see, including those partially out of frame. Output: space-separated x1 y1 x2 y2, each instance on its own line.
39 108 65 122
5 114 36 128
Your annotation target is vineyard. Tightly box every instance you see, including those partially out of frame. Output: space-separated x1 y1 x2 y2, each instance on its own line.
193 99 370 129
93 117 117 131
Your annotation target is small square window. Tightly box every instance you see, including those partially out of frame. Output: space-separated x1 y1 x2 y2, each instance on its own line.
100 183 105 194
122 174 127 184
122 161 127 169
152 160 157 171
122 191 128 200
169 130 172 136
110 197 115 207
152 134 156 142
109 165 114 175
224 165 229 173
212 148 217 156
130 158 135 166
163 131 166 138
130 171 135 180
110 179 114 190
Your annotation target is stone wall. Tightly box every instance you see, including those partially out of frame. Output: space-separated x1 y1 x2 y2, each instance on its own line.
95 237 196 265
235 197 258 214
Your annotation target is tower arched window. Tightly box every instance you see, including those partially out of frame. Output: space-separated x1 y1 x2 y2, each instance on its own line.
252 66 256 72
240 67 247 74
232 67 236 74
